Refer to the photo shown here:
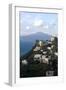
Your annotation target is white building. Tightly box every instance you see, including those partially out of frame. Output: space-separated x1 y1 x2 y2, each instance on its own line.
46 71 54 76
33 46 40 51
40 50 43 52
51 45 54 49
51 37 55 41
34 54 42 62
22 60 28 65
43 51 47 54
39 40 43 46
54 52 58 56
42 56 49 64
47 47 51 50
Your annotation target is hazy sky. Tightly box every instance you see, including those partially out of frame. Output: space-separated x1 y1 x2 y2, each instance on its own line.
19 11 58 36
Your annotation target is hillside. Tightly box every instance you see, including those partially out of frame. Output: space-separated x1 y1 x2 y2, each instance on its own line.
20 37 58 77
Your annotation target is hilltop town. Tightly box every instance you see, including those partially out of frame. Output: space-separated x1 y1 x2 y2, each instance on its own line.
20 36 58 77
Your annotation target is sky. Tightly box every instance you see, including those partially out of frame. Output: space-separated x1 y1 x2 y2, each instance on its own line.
19 11 58 36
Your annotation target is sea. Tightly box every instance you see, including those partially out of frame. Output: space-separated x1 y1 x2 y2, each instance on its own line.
20 41 35 56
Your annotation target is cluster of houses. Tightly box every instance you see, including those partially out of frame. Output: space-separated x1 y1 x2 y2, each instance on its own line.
21 36 58 76
21 36 58 66
33 38 58 64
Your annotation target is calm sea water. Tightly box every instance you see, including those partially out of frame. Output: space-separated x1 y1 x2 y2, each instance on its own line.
20 41 34 56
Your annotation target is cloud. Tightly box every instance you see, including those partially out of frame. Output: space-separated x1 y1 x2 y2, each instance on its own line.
33 19 43 27
20 17 57 37
32 19 49 30
26 26 30 30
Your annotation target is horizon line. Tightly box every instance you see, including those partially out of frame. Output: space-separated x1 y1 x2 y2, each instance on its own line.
20 32 58 37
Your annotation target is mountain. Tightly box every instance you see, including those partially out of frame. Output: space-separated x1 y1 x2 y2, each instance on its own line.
20 32 52 42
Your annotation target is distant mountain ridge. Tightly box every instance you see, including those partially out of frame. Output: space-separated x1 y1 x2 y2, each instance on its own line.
20 32 52 42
